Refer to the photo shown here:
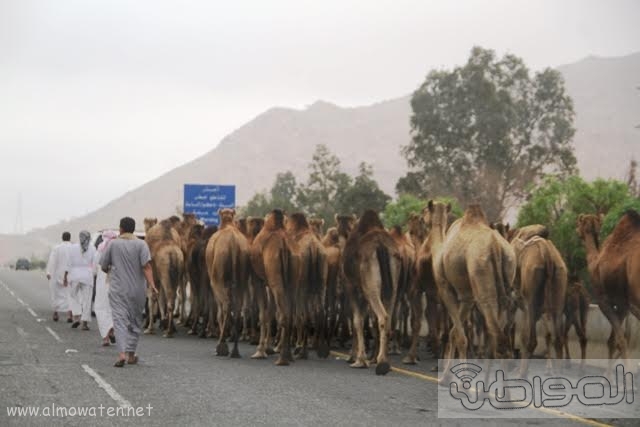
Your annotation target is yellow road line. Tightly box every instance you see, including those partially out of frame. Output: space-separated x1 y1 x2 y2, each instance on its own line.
330 351 612 427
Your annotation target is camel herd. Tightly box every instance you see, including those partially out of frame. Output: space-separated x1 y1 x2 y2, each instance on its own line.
139 203 640 376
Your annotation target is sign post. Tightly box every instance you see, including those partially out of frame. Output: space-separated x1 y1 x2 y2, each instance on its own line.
183 184 236 226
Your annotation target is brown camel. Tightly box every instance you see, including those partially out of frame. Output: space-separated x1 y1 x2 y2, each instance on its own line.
576 211 640 367
321 215 356 349
242 217 268 346
563 279 590 367
249 209 300 365
309 218 325 239
388 226 415 356
428 202 515 382
205 208 250 358
343 209 401 375
286 213 329 359
186 224 218 337
143 218 186 337
511 232 567 373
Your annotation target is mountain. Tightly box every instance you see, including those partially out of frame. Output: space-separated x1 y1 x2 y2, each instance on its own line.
1 52 639 264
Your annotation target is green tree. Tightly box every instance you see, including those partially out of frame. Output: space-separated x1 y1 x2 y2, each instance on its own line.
336 162 391 217
270 171 298 213
517 175 639 287
241 191 271 218
297 144 352 224
399 46 577 222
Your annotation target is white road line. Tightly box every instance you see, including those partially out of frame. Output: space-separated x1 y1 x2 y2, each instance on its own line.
45 326 62 343
82 364 132 408
16 326 28 338
16 297 26 306
27 307 38 318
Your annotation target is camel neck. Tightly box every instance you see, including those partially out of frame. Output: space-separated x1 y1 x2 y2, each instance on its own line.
580 232 600 268
428 221 446 258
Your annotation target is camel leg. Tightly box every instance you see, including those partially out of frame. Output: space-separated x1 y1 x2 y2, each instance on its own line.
349 303 368 369
251 283 269 359
368 294 392 376
144 289 157 335
402 289 422 365
272 286 292 366
214 283 230 356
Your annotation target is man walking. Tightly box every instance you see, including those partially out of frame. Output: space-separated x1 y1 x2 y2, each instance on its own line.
64 230 96 330
46 231 73 322
100 217 158 367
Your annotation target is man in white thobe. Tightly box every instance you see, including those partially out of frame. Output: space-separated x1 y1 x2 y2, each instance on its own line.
46 231 73 322
64 230 96 330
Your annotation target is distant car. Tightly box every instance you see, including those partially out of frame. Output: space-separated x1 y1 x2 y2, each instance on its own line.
15 258 30 271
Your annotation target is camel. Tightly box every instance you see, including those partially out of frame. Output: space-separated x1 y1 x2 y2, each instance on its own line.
322 214 357 349
343 209 401 375
576 211 640 368
510 232 567 374
563 278 590 367
143 218 186 338
286 213 329 359
186 224 218 337
242 217 268 346
174 213 200 325
405 212 428 251
427 202 515 383
309 218 325 239
249 209 300 365
388 226 415 356
205 208 250 358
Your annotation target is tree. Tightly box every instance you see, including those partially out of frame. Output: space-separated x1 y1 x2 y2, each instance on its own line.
398 46 577 222
270 171 298 213
336 162 391 217
241 191 271 218
297 144 352 224
517 175 639 288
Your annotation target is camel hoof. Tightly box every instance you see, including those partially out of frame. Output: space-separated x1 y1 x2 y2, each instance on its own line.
376 361 391 376
402 356 417 365
275 358 289 366
430 365 440 372
349 360 368 369
265 347 275 356
143 328 154 335
162 332 174 338
230 349 241 359
346 356 355 364
251 351 267 359
187 329 196 336
216 343 229 356
294 350 308 360
317 342 330 359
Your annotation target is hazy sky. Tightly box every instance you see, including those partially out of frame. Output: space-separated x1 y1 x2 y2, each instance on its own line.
1 0 639 234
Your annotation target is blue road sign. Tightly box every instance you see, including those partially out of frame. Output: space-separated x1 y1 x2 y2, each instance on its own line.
183 184 236 226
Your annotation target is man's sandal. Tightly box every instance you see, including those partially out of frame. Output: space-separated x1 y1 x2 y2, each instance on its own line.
114 359 126 368
127 355 139 365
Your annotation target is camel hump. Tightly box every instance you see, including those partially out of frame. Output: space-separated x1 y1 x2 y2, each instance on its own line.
355 210 384 235
623 209 640 228
287 212 310 233
513 224 549 241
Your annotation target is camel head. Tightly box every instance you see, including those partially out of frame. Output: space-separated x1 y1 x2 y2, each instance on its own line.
235 217 248 235
168 215 181 228
286 212 310 234
143 217 158 232
182 213 198 226
265 209 286 231
309 218 325 237
335 214 356 238
218 208 236 226
490 222 510 239
407 212 428 238
247 216 265 238
426 200 451 231
576 213 602 244
354 209 384 235
322 227 340 246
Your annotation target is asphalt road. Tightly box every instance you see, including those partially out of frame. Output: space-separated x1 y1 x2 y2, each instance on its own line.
0 269 633 426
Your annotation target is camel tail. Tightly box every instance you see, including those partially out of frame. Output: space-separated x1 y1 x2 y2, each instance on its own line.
280 244 291 293
308 246 323 297
376 246 393 303
168 248 182 292
490 246 508 308
224 237 238 289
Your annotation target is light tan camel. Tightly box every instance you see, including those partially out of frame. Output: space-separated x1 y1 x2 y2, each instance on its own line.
428 202 515 383
205 208 250 358
343 209 401 375
249 209 300 365
286 213 329 359
511 233 567 374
